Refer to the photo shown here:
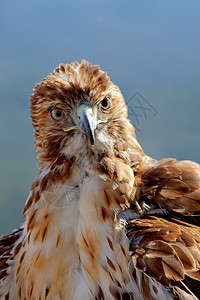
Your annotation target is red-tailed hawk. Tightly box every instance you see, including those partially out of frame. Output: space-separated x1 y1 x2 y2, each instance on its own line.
0 60 200 300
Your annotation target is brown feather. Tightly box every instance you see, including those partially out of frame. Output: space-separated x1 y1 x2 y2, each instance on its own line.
1 60 200 299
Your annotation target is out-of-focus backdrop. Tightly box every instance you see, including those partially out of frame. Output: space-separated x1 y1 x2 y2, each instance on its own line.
0 0 200 236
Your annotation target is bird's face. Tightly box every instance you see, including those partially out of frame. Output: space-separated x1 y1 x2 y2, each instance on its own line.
30 60 132 166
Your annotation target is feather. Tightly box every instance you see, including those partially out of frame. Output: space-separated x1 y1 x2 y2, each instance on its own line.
0 60 200 299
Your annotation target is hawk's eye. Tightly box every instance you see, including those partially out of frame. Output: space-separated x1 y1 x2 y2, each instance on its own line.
100 96 112 111
50 108 64 121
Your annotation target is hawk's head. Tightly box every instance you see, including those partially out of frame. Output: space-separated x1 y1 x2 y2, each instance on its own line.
31 60 141 167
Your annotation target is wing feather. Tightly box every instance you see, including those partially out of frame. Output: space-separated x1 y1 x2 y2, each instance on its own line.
0 228 23 281
137 158 200 216
126 216 200 298
127 158 200 298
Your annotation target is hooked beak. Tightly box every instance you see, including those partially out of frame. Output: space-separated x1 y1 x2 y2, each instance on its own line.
76 104 97 145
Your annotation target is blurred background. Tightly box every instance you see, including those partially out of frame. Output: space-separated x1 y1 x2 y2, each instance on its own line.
0 0 200 235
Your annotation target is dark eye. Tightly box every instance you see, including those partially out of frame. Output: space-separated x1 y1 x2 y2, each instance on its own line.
100 96 112 110
50 108 64 121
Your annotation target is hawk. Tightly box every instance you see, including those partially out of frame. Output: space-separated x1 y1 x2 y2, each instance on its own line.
0 60 200 300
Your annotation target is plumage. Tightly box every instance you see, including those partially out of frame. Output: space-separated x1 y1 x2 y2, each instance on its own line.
0 60 200 299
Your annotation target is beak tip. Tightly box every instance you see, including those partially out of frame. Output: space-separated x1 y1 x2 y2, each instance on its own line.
77 104 96 146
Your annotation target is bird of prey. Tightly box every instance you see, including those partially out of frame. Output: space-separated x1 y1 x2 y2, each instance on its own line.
0 60 200 300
